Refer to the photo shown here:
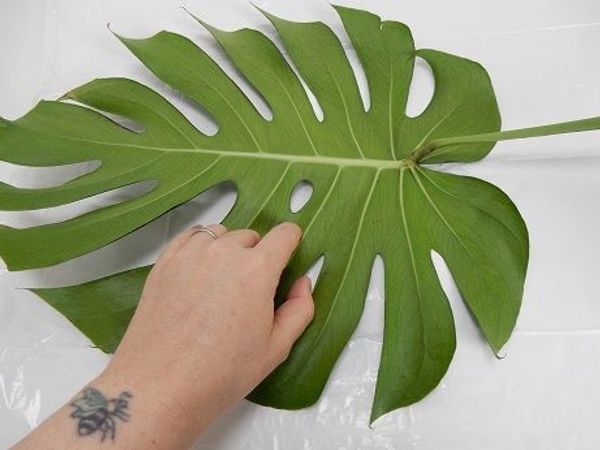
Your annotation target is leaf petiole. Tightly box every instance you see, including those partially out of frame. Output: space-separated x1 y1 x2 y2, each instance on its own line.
411 116 600 163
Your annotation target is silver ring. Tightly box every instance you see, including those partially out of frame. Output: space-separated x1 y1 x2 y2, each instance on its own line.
191 228 219 240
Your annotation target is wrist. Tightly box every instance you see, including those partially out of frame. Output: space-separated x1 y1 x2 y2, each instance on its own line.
91 367 202 449
13 367 209 450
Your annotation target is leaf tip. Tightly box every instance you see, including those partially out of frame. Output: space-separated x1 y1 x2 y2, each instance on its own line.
185 9 220 35
106 23 130 46
248 1 264 14
250 2 280 24
494 350 507 360
487 334 511 358
180 5 202 24
329 3 348 13
368 406 389 427
324 0 338 10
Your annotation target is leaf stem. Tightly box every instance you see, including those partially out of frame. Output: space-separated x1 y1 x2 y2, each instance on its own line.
410 116 600 163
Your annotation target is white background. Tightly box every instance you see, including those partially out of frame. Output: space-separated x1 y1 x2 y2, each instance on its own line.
2 0 600 449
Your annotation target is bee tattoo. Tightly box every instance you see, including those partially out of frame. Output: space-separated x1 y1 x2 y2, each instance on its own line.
70 387 133 442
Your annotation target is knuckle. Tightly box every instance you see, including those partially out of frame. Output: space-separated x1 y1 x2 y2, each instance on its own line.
254 250 273 269
303 306 315 324
163 250 185 268
212 224 228 235
205 240 229 258
239 229 261 244
276 346 291 365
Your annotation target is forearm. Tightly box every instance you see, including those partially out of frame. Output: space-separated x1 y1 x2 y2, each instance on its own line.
12 369 218 450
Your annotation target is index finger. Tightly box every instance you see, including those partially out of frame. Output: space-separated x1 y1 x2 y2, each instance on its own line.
256 222 302 270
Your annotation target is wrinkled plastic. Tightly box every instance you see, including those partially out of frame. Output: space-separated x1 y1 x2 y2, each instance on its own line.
2 0 600 448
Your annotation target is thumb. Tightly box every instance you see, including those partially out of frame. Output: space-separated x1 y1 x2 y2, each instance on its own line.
267 276 314 368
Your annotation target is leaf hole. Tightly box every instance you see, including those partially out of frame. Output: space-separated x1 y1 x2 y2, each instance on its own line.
0 160 101 189
431 249 510 359
305 254 325 290
289 180 313 214
153 82 220 136
353 255 385 339
63 100 146 133
345 45 371 112
0 180 157 229
298 74 324 122
150 181 237 258
210 55 274 122
258 29 325 122
188 29 274 122
430 250 460 306
330 15 370 112
269 43 324 122
178 181 238 226
430 250 487 343
406 57 434 118
104 112 146 133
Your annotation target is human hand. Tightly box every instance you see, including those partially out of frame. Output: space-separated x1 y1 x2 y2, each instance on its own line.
97 222 314 445
13 223 314 450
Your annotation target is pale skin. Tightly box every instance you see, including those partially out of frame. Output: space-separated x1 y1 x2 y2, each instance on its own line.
13 222 315 450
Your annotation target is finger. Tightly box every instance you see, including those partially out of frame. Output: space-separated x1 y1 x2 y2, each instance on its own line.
287 275 314 299
267 276 314 367
218 229 261 248
156 224 227 265
255 222 302 271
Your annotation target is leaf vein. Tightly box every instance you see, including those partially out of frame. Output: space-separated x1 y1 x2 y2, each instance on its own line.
397 168 427 385
416 166 523 246
272 74 319 155
242 162 293 228
388 63 396 160
308 168 380 354
326 66 365 159
410 167 475 258
205 85 264 152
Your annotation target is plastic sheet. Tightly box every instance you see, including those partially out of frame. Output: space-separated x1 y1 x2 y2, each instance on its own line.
2 0 600 448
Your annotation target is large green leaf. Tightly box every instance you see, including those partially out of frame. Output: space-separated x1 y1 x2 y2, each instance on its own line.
1 6 599 422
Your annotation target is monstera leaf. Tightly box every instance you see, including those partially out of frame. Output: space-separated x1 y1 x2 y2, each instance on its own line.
1 6 599 422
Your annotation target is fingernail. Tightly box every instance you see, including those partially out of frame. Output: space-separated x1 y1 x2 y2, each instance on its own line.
301 276 312 294
280 221 302 236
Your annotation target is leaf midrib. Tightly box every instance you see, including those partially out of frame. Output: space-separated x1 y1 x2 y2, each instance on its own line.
21 127 408 169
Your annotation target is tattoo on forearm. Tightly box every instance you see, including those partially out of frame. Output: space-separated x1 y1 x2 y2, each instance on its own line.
70 387 133 442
